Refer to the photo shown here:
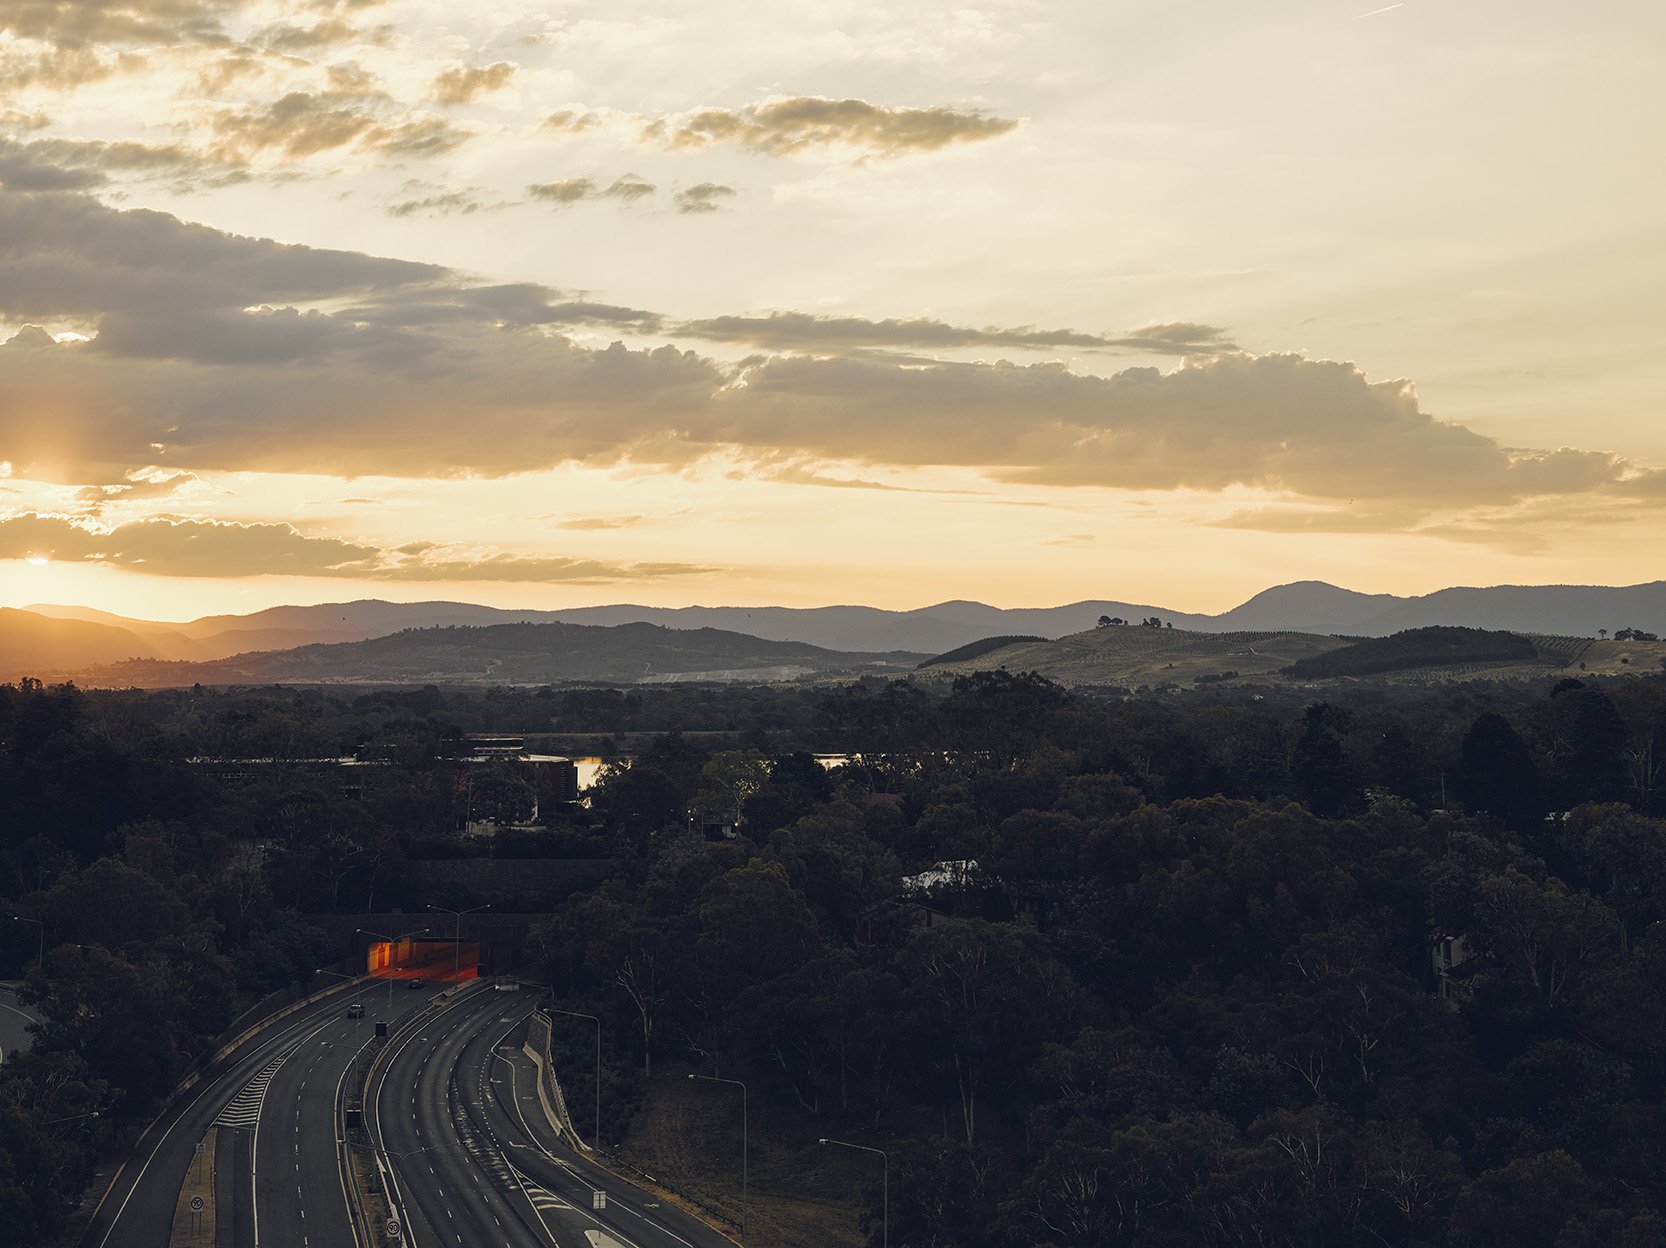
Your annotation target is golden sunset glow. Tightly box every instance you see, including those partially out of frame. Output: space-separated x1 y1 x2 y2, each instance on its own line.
2 1 1663 619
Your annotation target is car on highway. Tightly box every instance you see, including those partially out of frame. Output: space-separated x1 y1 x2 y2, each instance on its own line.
406 978 425 990
346 1002 365 1018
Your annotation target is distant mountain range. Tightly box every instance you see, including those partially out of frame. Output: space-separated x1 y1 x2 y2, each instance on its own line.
7 579 1665 685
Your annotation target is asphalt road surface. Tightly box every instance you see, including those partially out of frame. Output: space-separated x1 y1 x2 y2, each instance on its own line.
85 976 737 1248
0 985 38 1062
370 987 735 1248
248 976 392 1248
82 979 422 1248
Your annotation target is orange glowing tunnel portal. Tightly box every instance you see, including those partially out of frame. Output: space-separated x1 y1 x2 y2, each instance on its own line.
365 937 480 981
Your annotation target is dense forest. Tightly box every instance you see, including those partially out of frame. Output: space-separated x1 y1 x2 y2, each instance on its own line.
1283 627 1542 679
2 670 1665 1246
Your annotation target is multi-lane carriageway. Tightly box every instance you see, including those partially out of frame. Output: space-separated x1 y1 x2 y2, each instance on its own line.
82 975 735 1248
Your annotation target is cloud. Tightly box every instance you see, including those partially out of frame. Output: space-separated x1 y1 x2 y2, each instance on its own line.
0 187 442 325
0 140 108 192
0 511 713 581
75 467 202 505
545 97 1020 158
673 183 736 214
256 17 384 52
0 512 379 577
526 177 594 205
541 109 602 135
1214 505 1426 536
646 96 1020 156
209 92 467 161
374 551 713 582
527 175 655 206
0 0 233 47
0 182 1659 525
603 174 654 202
432 61 517 106
0 45 127 92
696 350 1666 508
554 515 642 530
1112 323 1240 355
4 325 58 349
676 311 1127 353
0 109 52 132
739 460 979 495
338 283 663 333
0 135 252 193
385 186 488 218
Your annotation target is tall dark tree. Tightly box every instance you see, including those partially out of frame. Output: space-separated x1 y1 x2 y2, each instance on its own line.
1457 713 1546 829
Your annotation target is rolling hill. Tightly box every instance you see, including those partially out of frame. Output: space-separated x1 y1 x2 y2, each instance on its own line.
921 626 1349 687
922 623 1666 689
0 609 163 678
64 621 925 687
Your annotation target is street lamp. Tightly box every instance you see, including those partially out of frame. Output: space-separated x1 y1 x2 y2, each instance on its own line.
426 903 489 979
44 1109 101 1127
820 1138 888 1248
538 997 601 1149
689 1073 747 1240
314 968 369 1015
10 915 43 965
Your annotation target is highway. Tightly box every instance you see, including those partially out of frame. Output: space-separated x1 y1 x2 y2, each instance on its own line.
82 973 736 1248
248 976 387 1248
371 987 735 1248
81 982 371 1248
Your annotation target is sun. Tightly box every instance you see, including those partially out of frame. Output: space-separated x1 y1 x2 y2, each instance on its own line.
25 555 49 566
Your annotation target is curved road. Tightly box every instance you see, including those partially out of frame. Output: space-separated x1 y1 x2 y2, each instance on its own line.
252 977 392 1248
372 988 734 1248
0 985 39 1062
82 983 377 1248
85 977 736 1248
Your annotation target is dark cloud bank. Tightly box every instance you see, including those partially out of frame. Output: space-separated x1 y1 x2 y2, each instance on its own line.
0 179 1657 527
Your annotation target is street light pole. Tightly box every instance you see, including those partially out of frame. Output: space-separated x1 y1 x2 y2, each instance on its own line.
540 1001 602 1149
819 1138 888 1248
314 968 368 1016
426 903 489 978
689 1073 747 1240
10 915 43 965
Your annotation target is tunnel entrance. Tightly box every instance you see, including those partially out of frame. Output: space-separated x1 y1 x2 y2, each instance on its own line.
365 937 480 982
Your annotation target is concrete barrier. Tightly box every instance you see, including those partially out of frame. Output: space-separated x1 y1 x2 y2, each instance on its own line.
522 1010 590 1152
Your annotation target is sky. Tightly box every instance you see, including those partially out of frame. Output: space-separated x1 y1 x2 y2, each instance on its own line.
0 0 1662 621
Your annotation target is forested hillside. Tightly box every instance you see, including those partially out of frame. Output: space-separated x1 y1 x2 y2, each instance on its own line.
1284 626 1541 678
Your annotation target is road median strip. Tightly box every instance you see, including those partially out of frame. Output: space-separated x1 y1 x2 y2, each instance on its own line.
167 1127 217 1247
